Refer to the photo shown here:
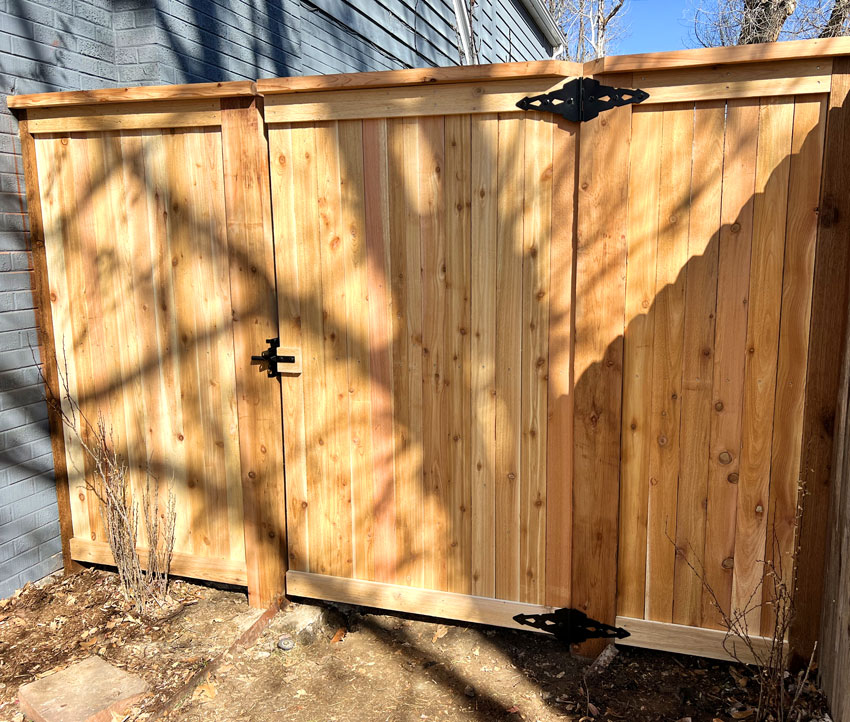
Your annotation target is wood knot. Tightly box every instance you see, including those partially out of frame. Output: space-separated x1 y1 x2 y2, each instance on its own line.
718 451 733 465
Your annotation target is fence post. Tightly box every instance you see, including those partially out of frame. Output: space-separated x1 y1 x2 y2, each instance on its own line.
17 115 79 575
792 57 850 666
220 96 288 608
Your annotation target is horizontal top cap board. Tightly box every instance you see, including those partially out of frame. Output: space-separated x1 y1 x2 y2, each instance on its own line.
7 79 257 110
584 35 850 74
256 61 581 94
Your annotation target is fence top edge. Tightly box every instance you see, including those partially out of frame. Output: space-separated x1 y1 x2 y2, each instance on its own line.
256 61 581 95
7 36 850 112
7 79 258 111
584 36 850 75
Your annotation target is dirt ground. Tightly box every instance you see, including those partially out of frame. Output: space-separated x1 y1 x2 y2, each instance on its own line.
0 568 262 720
176 600 827 722
0 569 831 722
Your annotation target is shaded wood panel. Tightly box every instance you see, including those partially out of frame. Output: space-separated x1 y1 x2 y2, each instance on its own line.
32 122 261 591
794 59 850 663
616 91 827 640
572 73 632 656
270 112 567 607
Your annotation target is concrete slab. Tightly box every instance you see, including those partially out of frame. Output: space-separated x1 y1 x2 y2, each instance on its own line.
18 656 148 722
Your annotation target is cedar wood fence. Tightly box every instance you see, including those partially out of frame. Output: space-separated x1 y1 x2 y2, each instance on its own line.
8 36 850 717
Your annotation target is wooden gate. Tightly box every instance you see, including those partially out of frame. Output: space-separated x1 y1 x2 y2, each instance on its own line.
258 46 844 660
11 38 850 663
13 88 288 605
261 64 581 618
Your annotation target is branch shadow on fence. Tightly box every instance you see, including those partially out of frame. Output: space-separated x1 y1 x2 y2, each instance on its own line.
9 80 835 721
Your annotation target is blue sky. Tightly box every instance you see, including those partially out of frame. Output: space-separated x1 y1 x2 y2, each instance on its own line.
614 0 695 54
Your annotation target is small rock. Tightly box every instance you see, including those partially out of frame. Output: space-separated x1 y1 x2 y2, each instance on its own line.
464 684 476 698
277 633 295 651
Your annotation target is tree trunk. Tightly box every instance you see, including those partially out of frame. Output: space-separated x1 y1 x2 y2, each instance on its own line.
738 0 797 43
820 0 850 37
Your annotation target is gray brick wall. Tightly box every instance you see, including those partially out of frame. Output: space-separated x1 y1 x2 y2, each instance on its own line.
0 0 554 600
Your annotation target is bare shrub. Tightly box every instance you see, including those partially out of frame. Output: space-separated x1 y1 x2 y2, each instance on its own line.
40 349 176 616
669 491 816 722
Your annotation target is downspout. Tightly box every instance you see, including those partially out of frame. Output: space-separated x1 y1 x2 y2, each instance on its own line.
452 0 476 65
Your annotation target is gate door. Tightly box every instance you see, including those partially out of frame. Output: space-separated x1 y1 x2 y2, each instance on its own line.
262 64 586 632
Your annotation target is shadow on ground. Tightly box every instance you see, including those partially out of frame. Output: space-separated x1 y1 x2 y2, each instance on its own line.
173 599 782 722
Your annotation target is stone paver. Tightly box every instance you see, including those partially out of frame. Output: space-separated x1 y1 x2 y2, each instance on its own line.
18 656 148 722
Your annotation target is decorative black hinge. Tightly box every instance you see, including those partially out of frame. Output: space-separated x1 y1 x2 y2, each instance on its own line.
516 77 649 123
513 607 630 646
251 337 301 378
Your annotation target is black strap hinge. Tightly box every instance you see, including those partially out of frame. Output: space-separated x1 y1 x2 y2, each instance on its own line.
516 77 649 123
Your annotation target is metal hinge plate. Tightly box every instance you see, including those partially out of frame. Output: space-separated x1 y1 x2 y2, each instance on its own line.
516 77 649 123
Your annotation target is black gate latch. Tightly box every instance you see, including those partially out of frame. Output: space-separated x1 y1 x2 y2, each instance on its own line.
517 77 649 123
252 337 298 378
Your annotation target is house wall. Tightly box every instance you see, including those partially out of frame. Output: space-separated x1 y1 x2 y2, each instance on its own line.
0 0 555 599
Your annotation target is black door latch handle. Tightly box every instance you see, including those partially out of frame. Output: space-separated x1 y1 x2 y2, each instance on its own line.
252 337 300 377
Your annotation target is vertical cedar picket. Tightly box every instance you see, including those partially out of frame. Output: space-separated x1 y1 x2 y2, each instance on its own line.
571 73 631 658
220 97 288 608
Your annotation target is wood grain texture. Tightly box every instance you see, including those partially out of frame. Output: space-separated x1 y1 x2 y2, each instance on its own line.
519 113 552 605
586 36 850 74
18 118 79 574
263 79 564 123
287 570 557 632
26 101 222 134
617 107 662 621
419 115 449 592
32 122 252 589
615 616 785 665
388 117 426 589
633 59 831 105
703 100 758 628
70 538 247 586
444 114 472 596
363 118 397 585
470 114 498 598
733 97 794 631
792 59 850 662
494 114 524 602
545 116 578 609
762 96 825 636
672 101 724 628
9 80 256 109
571 73 631 656
645 102 693 624
257 61 579 95
270 123 310 573
221 98 287 607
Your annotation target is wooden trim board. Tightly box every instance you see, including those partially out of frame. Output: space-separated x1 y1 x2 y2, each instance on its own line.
25 100 221 134
615 617 785 665
8 80 257 110
70 538 248 586
286 571 557 633
263 78 564 123
585 36 850 74
259 61 580 95
634 59 831 104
